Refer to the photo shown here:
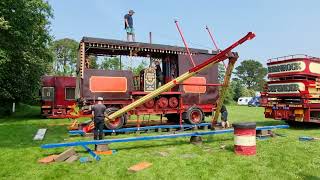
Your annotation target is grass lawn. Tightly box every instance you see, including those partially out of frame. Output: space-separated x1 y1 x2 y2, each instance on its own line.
0 105 320 179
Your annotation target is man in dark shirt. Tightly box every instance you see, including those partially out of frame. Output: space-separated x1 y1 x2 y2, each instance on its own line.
124 10 135 42
220 104 230 128
91 97 107 140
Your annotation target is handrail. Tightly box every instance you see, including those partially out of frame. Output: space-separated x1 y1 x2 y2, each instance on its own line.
268 54 319 63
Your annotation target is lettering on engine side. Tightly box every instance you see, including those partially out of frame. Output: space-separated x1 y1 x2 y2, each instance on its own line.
268 61 304 74
268 83 303 93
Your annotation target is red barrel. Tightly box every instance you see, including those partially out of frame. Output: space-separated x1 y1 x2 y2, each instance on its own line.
233 122 256 156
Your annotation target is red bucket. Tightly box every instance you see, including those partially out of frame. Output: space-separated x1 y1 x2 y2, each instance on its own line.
233 122 256 156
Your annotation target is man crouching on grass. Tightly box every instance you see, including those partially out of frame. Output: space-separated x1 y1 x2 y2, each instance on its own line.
221 105 230 128
91 97 106 140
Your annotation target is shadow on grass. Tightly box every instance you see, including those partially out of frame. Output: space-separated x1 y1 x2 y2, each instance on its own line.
286 122 320 130
255 120 285 126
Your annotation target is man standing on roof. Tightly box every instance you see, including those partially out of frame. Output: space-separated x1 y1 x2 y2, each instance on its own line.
124 10 135 42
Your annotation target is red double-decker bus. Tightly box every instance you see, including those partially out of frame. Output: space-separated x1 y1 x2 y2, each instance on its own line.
261 54 320 124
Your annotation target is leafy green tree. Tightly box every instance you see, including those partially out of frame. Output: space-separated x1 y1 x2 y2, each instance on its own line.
242 87 256 97
51 38 78 76
0 0 53 115
89 55 99 69
131 60 148 76
232 79 243 101
0 17 10 30
231 79 256 101
234 60 267 91
100 57 122 70
218 62 225 83
223 86 235 104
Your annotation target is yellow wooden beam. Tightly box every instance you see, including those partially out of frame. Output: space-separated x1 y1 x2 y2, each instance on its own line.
211 53 238 126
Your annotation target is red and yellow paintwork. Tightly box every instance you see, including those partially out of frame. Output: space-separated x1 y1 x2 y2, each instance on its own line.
41 76 78 118
41 32 255 130
261 55 320 123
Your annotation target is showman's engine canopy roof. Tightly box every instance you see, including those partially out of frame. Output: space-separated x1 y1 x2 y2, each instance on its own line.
80 37 217 58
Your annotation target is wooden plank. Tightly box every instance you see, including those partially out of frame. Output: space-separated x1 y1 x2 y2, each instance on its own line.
95 150 116 155
65 155 79 163
38 154 58 164
33 129 47 140
54 148 76 162
96 144 109 152
128 162 152 172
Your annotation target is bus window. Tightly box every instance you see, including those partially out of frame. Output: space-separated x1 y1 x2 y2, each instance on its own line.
65 87 75 100
42 87 54 101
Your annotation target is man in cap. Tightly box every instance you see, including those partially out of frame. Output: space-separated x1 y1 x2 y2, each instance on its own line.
124 10 135 42
91 97 107 140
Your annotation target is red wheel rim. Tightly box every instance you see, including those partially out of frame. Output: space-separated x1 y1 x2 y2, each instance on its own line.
169 97 179 108
144 100 155 108
107 117 121 128
190 111 201 123
157 97 169 108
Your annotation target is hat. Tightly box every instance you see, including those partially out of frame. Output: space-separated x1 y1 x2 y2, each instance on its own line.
97 97 103 101
129 10 135 13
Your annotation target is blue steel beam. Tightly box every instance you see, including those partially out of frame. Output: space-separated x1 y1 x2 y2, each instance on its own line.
42 125 289 149
69 123 212 135
81 145 101 161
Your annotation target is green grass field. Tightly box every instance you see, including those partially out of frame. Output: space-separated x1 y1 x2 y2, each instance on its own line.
0 105 320 179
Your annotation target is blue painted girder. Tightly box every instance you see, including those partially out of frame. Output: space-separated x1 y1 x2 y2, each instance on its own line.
42 125 289 149
69 123 212 135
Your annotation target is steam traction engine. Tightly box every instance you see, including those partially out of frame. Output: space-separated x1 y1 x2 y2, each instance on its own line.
261 55 320 124
76 37 220 129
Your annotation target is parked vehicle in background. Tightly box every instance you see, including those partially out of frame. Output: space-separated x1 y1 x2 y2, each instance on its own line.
248 96 261 107
237 97 252 105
